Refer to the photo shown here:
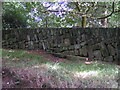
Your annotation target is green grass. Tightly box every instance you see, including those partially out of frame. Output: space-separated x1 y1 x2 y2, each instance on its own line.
1 49 119 88
1 49 51 68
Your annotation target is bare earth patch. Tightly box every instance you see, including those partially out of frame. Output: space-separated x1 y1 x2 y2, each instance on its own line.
2 50 119 88
28 50 119 66
28 50 69 63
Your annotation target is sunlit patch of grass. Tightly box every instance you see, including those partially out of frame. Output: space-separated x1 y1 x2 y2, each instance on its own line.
59 61 118 76
74 71 98 78
33 62 61 70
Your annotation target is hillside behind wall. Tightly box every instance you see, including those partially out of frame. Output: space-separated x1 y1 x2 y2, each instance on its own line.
2 28 119 63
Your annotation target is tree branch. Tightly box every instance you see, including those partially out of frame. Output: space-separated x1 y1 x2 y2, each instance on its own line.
97 2 115 19
74 2 81 12
42 10 86 15
40 2 119 20
85 2 95 14
114 10 120 13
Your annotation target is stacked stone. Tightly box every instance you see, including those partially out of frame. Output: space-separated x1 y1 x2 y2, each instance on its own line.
2 28 119 63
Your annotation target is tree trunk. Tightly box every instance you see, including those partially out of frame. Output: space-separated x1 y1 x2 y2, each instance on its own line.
100 6 108 28
82 15 87 28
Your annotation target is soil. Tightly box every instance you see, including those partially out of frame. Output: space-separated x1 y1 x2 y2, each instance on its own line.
2 50 119 88
2 50 70 88
28 50 69 63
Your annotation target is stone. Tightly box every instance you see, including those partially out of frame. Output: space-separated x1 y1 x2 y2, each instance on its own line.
79 46 88 56
92 43 101 51
93 50 102 60
27 41 34 50
59 46 68 52
69 45 74 50
2 28 118 64
101 42 109 57
80 41 86 46
66 55 87 61
52 53 66 58
51 48 61 53
74 50 79 56
68 51 75 55
74 44 80 49
64 38 70 45
81 34 86 41
107 45 116 56
27 35 30 41
104 56 113 62
62 51 72 55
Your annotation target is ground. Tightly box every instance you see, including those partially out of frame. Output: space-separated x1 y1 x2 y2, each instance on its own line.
1 49 119 88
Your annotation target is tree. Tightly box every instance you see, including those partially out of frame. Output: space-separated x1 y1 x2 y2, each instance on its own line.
2 2 28 29
2 2 120 29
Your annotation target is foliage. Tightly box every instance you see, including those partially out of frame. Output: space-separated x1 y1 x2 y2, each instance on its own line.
2 2 120 29
2 3 28 29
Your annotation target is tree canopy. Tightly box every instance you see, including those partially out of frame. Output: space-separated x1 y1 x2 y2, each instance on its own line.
2 2 120 29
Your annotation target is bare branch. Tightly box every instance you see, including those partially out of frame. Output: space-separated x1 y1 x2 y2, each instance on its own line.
85 2 95 14
39 2 119 21
97 2 115 19
41 10 86 16
114 10 120 13
74 2 81 12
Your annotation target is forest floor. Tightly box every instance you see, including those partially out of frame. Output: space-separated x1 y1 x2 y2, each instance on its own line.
1 49 119 88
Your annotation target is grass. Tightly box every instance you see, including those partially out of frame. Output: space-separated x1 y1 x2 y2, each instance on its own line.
1 49 51 68
1 49 119 88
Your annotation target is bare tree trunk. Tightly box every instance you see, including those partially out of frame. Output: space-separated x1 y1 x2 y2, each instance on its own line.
101 7 108 28
101 19 107 28
82 15 87 28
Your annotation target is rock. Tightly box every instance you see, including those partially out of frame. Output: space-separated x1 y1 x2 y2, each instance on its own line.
101 49 109 57
67 50 75 55
80 46 88 56
81 34 86 41
101 42 109 57
74 50 79 56
104 56 113 62
74 44 80 49
64 38 70 45
92 43 101 51
66 55 87 61
50 53 66 58
51 48 63 53
80 41 86 46
59 46 68 52
93 50 102 60
107 45 116 56
62 51 71 55
27 35 30 41
85 61 92 65
69 45 74 50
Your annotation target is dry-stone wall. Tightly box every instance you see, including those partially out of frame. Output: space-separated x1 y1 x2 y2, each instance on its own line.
2 28 119 63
